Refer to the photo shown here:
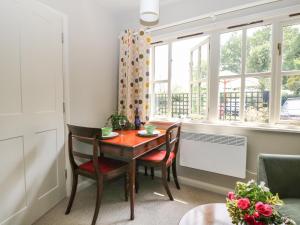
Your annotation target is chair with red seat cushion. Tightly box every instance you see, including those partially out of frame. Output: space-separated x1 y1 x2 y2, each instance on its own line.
65 124 128 225
139 150 175 164
137 122 181 200
79 157 127 174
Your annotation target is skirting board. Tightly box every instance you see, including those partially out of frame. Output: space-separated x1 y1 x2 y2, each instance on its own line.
138 168 232 196
177 176 232 196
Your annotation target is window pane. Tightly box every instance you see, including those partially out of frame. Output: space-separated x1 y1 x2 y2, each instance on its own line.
200 43 209 79
172 37 206 93
191 83 199 114
280 75 300 120
191 82 208 119
171 36 209 119
154 45 168 80
282 24 300 71
191 49 199 81
220 31 242 76
244 77 270 123
171 93 189 118
246 25 272 73
219 78 241 121
153 83 168 116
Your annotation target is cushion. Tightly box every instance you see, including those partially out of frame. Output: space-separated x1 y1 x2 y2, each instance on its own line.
279 198 300 224
139 150 175 164
79 157 127 174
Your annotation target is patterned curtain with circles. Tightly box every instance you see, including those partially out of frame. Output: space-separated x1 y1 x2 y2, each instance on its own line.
118 29 152 123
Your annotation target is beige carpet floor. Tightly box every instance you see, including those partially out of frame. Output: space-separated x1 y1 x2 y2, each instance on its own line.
34 175 225 225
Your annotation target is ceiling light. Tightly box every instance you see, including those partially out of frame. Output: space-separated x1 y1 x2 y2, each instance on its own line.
140 0 159 23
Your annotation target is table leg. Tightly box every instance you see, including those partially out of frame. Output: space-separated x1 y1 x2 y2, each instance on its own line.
129 159 136 220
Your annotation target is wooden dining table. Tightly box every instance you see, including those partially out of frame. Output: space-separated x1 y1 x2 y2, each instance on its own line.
99 129 166 220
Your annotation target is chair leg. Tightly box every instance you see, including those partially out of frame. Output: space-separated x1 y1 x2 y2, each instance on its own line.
65 173 78 215
172 161 180 190
124 174 128 201
161 165 174 201
151 167 154 180
91 176 104 225
144 166 148 176
167 167 171 182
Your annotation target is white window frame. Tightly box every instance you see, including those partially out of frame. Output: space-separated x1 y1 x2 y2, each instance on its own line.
189 37 210 119
151 42 170 117
151 35 211 120
275 18 300 124
218 22 273 123
149 12 300 126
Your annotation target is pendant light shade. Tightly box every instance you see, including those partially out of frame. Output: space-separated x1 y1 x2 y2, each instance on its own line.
140 0 159 22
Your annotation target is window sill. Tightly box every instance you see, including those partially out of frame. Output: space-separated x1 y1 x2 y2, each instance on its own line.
150 118 300 134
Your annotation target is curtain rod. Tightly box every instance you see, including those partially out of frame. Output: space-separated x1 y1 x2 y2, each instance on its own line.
143 0 282 33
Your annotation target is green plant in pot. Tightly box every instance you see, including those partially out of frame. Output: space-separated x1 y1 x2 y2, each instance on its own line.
106 112 134 130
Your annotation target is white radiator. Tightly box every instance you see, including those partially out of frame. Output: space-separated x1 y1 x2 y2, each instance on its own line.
179 132 247 178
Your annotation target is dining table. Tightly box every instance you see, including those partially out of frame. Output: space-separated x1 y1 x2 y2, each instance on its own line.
99 129 166 220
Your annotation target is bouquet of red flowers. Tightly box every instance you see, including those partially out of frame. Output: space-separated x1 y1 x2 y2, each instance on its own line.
226 180 295 225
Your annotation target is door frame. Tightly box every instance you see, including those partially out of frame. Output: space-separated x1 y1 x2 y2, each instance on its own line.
38 1 72 196
60 10 72 197
60 11 72 197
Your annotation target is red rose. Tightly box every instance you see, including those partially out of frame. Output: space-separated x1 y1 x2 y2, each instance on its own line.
227 191 235 200
237 198 251 210
244 214 255 224
253 211 260 218
261 204 273 217
255 202 273 217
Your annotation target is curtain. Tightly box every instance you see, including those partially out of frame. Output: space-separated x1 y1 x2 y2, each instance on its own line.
118 29 152 123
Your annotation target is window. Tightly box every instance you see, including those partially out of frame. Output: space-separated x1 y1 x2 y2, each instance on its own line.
151 36 209 119
189 39 209 119
280 23 300 121
152 44 169 116
218 25 272 123
220 30 242 76
219 30 242 121
150 16 300 125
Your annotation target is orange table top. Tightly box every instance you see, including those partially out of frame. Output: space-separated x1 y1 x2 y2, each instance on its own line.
100 129 166 148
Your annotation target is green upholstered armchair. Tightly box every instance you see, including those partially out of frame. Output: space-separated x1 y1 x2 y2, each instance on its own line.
257 154 300 224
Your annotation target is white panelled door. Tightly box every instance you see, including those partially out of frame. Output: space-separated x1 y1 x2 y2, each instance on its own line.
0 1 65 225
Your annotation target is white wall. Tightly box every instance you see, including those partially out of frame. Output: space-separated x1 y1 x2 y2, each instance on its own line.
39 0 119 127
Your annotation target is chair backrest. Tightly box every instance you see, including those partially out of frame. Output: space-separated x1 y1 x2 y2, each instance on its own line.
163 122 181 162
257 154 300 198
67 124 102 175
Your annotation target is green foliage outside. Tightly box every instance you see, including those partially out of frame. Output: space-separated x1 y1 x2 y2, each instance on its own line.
220 25 300 96
282 26 300 71
220 32 242 74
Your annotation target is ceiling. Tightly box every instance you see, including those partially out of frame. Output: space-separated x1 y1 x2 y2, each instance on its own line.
97 0 183 12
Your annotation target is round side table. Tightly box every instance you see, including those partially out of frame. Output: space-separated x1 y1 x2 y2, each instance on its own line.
179 203 233 225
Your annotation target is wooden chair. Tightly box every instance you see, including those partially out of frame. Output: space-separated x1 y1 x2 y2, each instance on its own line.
65 124 129 225
143 121 175 180
136 122 181 200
